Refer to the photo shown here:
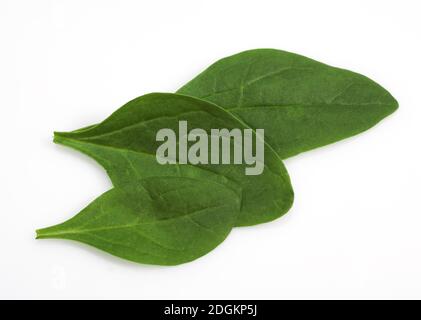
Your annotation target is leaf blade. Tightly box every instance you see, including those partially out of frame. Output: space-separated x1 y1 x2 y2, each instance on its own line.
37 177 241 266
177 48 398 158
53 93 294 227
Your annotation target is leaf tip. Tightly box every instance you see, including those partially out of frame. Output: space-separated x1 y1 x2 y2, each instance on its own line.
391 96 399 113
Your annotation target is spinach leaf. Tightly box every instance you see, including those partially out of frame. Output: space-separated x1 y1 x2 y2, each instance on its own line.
177 49 398 159
53 93 294 227
37 177 241 265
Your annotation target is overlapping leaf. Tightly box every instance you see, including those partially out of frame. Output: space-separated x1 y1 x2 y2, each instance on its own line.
37 177 241 265
38 49 398 266
177 49 398 158
53 93 294 227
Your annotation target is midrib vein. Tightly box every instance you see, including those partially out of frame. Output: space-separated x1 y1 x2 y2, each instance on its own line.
39 203 230 237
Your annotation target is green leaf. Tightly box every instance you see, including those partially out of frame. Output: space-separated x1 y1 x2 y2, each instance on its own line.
53 93 294 227
37 177 241 266
177 49 398 159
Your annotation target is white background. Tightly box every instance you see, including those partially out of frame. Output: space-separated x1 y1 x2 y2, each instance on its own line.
1 0 420 299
